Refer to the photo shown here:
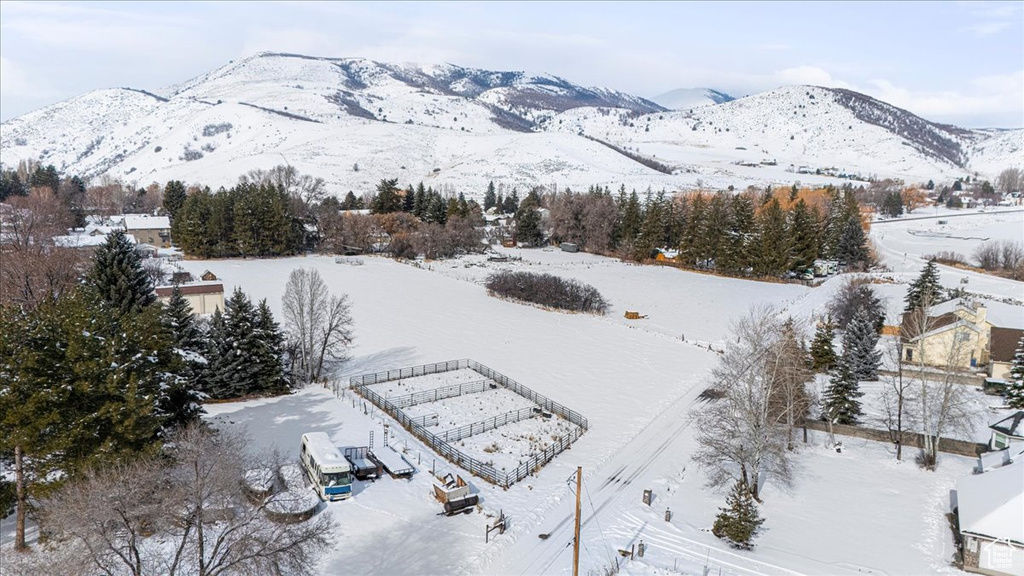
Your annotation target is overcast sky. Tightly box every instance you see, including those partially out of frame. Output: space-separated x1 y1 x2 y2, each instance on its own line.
1 1 1022 127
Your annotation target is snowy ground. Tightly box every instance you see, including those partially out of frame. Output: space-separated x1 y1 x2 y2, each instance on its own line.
162 246 1000 576
365 367 493 397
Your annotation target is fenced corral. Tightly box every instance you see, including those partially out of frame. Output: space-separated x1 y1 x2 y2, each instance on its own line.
342 359 588 488
437 407 538 443
383 379 494 409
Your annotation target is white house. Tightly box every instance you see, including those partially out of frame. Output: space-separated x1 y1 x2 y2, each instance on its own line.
956 458 1024 576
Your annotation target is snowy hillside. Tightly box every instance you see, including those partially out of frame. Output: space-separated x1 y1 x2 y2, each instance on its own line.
544 85 1024 183
651 87 735 110
1 52 1020 196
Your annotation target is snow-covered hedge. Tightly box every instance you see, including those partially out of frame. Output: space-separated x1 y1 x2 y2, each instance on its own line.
485 271 608 314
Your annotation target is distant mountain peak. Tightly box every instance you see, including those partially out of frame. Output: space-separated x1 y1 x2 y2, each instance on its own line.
651 88 735 110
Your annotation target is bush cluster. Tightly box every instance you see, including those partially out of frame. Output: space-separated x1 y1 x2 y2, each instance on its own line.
485 270 608 314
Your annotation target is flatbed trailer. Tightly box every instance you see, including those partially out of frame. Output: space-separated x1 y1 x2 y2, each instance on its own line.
343 446 383 480
374 445 416 478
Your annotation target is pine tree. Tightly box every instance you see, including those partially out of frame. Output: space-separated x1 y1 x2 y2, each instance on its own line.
90 229 156 316
810 316 837 372
163 180 187 219
880 191 904 218
503 189 520 214
904 259 942 313
787 199 819 273
615 190 640 246
254 299 287 394
842 309 882 381
203 289 263 399
835 215 868 268
822 357 863 424
412 183 427 217
678 193 706 266
754 197 789 276
484 181 496 211
370 178 402 214
712 479 764 549
1006 335 1024 409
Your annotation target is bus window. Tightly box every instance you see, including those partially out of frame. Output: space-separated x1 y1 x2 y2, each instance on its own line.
322 471 350 487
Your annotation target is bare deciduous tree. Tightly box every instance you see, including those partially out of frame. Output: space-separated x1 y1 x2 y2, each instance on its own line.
877 335 918 461
901 294 976 468
0 189 87 308
36 424 335 576
282 268 354 385
692 306 805 501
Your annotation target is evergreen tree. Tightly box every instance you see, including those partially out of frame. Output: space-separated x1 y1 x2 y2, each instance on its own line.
484 181 496 211
1005 335 1024 409
0 169 26 200
412 183 427 217
503 189 520 214
810 316 837 372
30 164 60 192
370 178 402 214
341 191 361 210
426 193 448 225
254 299 287 394
90 230 155 316
787 199 819 272
402 185 415 213
711 479 764 549
677 193 706 266
904 259 942 313
822 357 863 424
842 309 882 381
172 187 206 256
515 205 544 246
619 190 643 248
203 289 262 399
701 192 732 267
835 215 868 268
754 197 789 276
880 191 904 218
163 180 187 219
159 286 205 429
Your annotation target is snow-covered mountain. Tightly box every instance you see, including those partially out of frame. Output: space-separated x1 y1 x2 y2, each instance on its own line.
1 52 1020 196
651 88 735 110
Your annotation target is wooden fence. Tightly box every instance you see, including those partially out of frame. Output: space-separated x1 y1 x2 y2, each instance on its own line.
803 420 988 457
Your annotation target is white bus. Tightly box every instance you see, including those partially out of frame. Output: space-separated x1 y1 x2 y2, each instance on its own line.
300 432 353 501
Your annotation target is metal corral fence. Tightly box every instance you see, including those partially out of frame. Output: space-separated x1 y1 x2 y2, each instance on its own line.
344 359 588 487
385 379 493 409
438 407 537 443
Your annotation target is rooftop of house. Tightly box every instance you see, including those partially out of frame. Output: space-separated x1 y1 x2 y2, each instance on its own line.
990 327 1024 364
990 411 1024 439
155 282 225 297
956 457 1024 543
117 214 171 230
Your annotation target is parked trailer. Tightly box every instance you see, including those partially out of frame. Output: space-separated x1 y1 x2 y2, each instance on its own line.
374 445 415 478
343 446 383 480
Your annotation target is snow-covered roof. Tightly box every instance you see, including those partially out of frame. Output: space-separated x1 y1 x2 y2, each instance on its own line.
990 412 1024 439
122 214 170 230
53 232 135 248
985 301 1024 330
956 458 1024 543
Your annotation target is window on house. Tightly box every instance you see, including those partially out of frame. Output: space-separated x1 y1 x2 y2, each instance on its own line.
906 349 913 361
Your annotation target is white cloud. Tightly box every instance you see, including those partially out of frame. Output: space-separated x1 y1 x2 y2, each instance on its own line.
771 66 853 89
963 21 1012 36
0 56 60 99
863 71 1024 127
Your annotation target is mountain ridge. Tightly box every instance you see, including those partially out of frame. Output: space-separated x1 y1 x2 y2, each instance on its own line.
1 52 1020 195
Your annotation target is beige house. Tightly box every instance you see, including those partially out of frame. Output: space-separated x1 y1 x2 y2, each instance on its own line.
901 300 992 370
155 282 224 315
119 214 171 248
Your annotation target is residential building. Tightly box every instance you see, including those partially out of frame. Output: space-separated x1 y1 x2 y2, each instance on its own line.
155 282 224 315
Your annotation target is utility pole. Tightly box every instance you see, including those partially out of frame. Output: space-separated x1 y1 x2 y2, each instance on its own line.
573 466 582 576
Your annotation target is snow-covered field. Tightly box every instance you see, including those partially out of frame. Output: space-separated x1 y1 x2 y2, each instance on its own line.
159 234 1022 576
